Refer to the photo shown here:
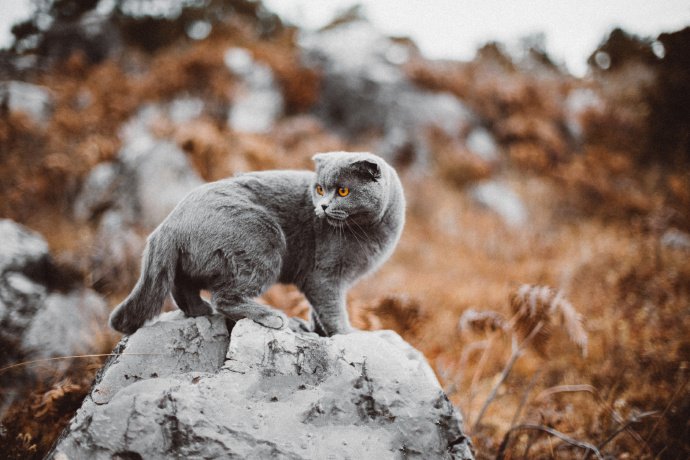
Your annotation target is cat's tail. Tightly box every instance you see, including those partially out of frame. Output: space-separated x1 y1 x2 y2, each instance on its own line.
109 231 177 334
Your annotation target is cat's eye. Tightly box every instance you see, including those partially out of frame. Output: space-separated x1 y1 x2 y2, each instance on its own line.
316 184 324 196
338 187 350 197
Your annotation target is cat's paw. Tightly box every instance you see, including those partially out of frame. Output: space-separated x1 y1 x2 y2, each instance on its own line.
288 317 320 335
184 301 214 317
324 324 356 336
254 311 288 330
288 317 310 331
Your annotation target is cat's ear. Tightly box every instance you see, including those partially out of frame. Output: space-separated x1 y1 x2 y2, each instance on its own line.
312 153 327 167
351 159 382 181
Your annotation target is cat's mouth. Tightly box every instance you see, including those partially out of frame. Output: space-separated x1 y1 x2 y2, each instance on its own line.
323 210 348 227
326 216 346 227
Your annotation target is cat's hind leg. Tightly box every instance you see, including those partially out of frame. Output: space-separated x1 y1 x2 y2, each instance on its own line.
212 290 287 329
172 271 213 317
206 210 288 329
172 280 213 317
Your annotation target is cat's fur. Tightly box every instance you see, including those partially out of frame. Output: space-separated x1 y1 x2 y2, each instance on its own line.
108 151 405 336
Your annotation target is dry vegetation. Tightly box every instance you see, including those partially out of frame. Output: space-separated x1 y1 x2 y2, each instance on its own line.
1 7 689 459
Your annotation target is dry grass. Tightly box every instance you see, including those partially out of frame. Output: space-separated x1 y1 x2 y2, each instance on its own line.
1 14 689 460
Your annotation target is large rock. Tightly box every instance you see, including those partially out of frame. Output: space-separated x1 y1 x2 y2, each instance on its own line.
51 315 474 459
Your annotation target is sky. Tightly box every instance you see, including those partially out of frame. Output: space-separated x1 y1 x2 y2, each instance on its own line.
264 0 690 76
1 0 689 76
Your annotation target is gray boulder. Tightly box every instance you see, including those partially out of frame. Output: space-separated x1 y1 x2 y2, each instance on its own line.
661 228 690 250
88 210 146 290
52 315 474 459
465 127 500 162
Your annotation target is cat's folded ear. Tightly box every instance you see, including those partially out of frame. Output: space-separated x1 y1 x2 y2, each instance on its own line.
351 159 382 181
311 153 327 165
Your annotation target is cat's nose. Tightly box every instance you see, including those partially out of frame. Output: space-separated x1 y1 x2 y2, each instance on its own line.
321 204 328 211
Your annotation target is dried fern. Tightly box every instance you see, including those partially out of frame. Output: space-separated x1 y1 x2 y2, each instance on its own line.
510 284 588 357
473 285 588 430
458 308 507 334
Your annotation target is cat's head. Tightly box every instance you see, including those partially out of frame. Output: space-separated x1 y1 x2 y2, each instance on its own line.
311 151 391 227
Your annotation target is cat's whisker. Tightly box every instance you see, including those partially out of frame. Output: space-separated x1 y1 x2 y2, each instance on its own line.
345 220 368 254
350 219 371 244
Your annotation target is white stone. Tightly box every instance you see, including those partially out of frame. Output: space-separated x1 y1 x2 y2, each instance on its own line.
471 180 528 228
466 127 500 161
53 318 473 459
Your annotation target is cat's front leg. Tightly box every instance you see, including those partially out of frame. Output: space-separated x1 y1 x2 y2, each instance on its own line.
304 285 355 336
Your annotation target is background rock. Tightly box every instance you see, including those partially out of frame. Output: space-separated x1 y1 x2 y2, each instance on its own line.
301 19 474 167
75 106 205 230
0 81 54 125
73 106 206 291
465 127 500 162
0 218 50 277
470 180 528 228
21 290 109 359
52 316 474 459
0 220 52 364
0 219 109 367
224 47 285 133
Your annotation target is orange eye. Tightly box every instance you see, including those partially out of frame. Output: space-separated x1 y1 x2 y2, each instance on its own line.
338 187 350 197
316 185 324 196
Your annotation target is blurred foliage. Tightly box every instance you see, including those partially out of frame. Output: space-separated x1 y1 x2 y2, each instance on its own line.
9 0 282 63
589 27 690 165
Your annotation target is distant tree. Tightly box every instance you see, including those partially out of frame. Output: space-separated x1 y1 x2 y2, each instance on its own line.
587 27 657 72
588 27 690 164
647 27 690 164
9 0 282 62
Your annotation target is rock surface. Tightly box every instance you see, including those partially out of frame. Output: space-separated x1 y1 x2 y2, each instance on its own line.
0 218 50 277
51 314 474 459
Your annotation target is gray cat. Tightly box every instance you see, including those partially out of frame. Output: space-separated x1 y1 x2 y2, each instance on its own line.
108 151 405 336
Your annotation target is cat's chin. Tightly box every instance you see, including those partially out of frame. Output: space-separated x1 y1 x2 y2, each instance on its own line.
326 217 346 228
